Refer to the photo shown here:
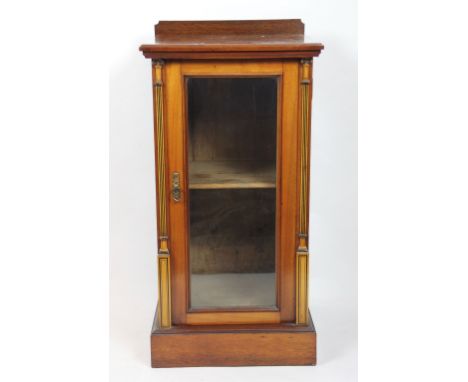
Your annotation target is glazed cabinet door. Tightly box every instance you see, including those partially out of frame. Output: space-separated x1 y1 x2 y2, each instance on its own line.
162 61 300 325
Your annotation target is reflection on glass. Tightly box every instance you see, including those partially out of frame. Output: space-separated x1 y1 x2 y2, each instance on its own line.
187 77 278 309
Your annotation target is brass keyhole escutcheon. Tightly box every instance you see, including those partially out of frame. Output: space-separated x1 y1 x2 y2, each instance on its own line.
171 172 181 202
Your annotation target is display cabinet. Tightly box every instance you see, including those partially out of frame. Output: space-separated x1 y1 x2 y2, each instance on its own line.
140 19 324 367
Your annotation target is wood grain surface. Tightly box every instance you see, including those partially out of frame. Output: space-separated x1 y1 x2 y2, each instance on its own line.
155 19 305 36
189 160 276 189
151 309 316 367
140 20 324 59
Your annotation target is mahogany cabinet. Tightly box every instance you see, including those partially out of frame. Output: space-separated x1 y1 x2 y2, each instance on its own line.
139 19 324 367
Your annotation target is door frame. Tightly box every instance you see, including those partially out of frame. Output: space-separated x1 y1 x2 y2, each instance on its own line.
164 60 299 325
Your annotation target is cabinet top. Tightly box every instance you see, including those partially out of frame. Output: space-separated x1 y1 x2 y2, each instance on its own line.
139 20 324 60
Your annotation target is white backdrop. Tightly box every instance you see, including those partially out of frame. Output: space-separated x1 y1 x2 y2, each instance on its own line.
110 1 357 381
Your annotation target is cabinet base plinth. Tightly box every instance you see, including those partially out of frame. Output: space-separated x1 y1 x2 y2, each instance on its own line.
151 310 316 367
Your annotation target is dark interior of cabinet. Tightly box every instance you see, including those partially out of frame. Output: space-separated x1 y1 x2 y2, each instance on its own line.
187 77 277 162
187 77 278 308
189 189 276 274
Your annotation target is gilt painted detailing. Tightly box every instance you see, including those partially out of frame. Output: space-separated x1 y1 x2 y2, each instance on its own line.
152 60 171 328
296 252 309 324
296 59 312 325
158 254 172 328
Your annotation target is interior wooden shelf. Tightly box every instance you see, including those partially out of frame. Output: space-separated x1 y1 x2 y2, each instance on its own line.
189 160 276 189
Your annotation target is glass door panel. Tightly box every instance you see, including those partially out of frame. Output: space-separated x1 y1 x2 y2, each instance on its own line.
187 77 278 309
